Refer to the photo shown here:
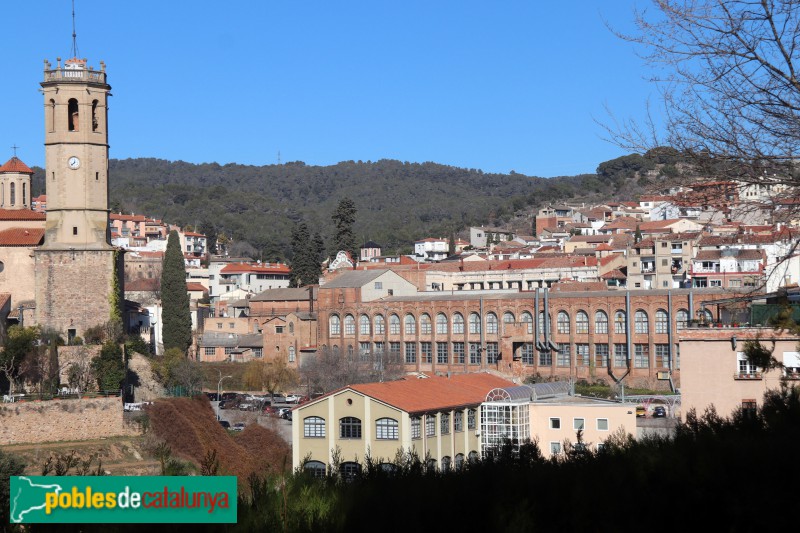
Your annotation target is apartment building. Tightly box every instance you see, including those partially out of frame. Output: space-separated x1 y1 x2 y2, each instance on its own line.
690 248 765 289
414 237 450 262
208 258 292 299
626 233 698 290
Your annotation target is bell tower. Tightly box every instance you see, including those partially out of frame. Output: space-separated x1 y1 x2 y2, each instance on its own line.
34 52 123 339
39 56 112 249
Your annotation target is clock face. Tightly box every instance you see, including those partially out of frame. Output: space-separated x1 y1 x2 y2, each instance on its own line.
68 156 81 170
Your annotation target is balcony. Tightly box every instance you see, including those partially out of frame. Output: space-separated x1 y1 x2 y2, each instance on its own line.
692 265 721 273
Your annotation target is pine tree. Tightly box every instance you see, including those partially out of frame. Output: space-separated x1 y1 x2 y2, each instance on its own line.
161 230 192 353
634 225 643 244
289 222 320 287
331 197 358 259
448 231 456 256
313 232 326 264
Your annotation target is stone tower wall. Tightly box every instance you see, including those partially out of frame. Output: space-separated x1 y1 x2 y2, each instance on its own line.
34 248 118 337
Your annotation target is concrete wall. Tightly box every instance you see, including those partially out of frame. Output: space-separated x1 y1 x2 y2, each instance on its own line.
0 396 138 445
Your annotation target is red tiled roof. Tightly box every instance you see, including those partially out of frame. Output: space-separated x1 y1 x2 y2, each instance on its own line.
186 282 208 293
550 281 608 292
599 254 622 267
348 373 515 414
221 262 291 274
0 209 45 221
600 268 626 279
0 293 10 311
602 217 640 230
0 157 33 174
0 227 44 246
698 233 776 247
567 234 613 243
695 249 765 261
594 243 614 251
129 251 164 259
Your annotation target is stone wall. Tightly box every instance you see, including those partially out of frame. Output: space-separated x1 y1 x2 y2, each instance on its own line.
33 248 121 339
0 396 138 445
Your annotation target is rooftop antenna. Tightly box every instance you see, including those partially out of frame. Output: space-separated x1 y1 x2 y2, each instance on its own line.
70 0 79 59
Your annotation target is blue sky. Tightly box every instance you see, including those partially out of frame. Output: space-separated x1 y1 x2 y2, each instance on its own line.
2 1 655 178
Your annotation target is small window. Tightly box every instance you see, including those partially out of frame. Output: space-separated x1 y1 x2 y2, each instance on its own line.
550 442 561 455
597 418 609 431
374 281 383 289
573 418 585 431
73 227 78 235
549 417 561 429
467 409 476 429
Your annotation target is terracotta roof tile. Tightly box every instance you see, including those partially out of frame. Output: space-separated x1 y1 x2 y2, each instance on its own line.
0 157 33 174
186 282 208 293
220 262 291 274
0 227 44 246
348 373 515 414
600 268 626 279
0 209 45 221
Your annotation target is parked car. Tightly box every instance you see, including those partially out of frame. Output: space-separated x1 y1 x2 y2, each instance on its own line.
278 408 291 419
205 392 220 401
238 403 252 411
284 394 301 404
231 422 246 432
218 420 231 429
653 406 667 418
635 406 646 418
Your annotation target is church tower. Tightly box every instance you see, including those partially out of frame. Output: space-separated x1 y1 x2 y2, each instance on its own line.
34 56 123 340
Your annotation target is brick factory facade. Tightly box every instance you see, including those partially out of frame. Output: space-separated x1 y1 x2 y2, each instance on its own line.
316 275 733 389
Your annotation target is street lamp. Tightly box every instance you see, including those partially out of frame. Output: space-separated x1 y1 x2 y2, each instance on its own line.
217 373 232 421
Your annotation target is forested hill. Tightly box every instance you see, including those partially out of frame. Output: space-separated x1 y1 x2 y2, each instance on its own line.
30 154 670 260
